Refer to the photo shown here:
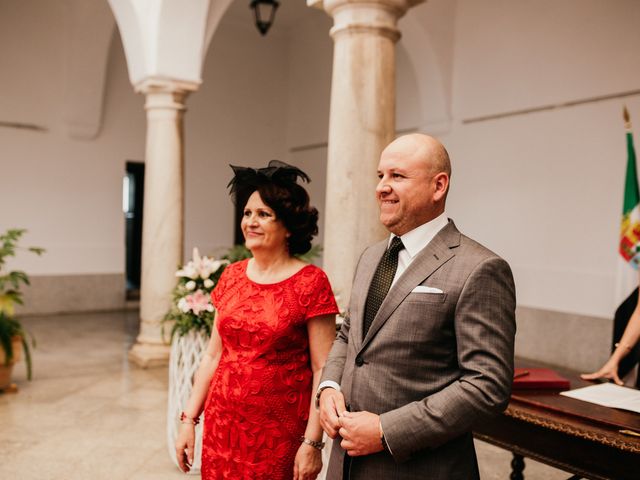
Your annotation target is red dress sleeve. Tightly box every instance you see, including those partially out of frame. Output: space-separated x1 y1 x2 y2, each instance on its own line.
304 268 339 320
211 262 233 308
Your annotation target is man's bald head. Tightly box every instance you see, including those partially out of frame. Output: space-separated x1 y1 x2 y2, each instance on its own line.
376 133 452 235
382 133 451 179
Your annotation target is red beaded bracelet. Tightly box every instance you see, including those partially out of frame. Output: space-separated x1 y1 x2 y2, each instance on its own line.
180 411 200 425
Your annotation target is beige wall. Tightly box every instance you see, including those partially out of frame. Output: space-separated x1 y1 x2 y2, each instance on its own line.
0 1 291 275
3 0 640 370
184 18 290 257
280 0 640 321
440 0 640 320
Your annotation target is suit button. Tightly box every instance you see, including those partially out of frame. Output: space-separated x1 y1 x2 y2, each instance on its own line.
355 356 364 367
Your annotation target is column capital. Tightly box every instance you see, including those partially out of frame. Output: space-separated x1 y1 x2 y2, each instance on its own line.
135 78 199 112
308 0 424 16
135 77 200 94
309 0 425 41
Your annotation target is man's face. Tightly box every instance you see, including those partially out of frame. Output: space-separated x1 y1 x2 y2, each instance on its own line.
375 138 446 236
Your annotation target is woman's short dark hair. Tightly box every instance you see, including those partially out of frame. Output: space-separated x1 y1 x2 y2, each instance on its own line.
237 182 319 255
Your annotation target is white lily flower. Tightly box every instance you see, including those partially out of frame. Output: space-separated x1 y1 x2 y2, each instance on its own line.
175 247 229 280
199 257 220 278
176 262 199 279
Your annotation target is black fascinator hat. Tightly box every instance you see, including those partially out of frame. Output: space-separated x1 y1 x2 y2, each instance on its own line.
227 160 319 255
227 160 310 202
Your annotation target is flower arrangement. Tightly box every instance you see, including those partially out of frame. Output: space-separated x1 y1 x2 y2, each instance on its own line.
164 248 228 340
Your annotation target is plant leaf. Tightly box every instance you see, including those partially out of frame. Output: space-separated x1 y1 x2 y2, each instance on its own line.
0 295 16 316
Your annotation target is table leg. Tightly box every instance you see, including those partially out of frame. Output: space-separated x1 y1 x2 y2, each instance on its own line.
510 453 525 480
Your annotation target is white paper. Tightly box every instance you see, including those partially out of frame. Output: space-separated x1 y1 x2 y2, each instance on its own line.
560 383 640 414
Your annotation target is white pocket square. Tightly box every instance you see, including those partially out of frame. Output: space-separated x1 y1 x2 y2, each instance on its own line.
411 286 444 294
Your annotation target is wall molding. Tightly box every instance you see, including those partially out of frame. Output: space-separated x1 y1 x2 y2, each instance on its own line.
515 305 611 372
16 273 128 316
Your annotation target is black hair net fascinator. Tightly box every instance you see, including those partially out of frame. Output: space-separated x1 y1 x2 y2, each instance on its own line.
227 160 311 197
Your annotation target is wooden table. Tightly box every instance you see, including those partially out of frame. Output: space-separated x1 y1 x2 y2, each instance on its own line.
473 363 640 480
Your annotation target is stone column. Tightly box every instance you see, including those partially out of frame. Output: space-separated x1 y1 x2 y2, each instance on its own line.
312 0 423 306
128 79 197 368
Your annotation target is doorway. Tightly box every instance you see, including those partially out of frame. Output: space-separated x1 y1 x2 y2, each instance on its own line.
123 161 144 298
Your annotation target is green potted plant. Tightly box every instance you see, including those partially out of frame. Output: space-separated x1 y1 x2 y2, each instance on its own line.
0 229 44 389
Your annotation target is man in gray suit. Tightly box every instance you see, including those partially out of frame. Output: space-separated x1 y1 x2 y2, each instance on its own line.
317 134 516 479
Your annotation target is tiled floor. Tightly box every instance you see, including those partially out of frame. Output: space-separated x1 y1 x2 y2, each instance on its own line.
1 312 569 479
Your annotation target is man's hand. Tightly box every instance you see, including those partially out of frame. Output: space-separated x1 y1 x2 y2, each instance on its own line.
338 411 384 456
318 388 347 438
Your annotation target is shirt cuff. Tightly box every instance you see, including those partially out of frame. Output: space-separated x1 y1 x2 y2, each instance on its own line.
315 381 341 409
379 416 394 456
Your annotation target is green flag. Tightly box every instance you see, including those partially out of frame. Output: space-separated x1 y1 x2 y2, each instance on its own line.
620 111 640 267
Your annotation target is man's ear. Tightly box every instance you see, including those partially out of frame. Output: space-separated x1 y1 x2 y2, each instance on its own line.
432 172 449 202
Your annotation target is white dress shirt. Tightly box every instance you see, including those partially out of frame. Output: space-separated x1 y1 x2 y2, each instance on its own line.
390 211 449 287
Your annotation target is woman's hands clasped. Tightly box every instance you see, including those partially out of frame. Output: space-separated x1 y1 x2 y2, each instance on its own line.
175 423 196 473
293 442 323 480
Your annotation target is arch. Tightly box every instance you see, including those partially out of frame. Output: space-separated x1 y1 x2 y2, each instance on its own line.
107 0 235 87
63 0 115 139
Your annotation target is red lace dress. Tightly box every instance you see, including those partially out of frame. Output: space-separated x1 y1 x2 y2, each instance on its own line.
201 259 339 480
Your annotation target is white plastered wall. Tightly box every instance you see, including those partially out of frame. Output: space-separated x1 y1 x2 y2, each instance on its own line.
283 10 333 251
283 0 640 370
0 1 289 278
442 0 640 319
3 0 640 370
0 1 143 276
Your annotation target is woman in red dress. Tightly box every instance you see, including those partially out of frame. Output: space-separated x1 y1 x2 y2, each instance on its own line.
175 161 339 480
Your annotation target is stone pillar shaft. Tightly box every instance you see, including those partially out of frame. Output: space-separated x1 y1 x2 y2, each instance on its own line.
129 79 196 368
321 0 417 307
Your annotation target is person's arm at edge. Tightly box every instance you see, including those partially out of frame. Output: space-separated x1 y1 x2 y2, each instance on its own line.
582 279 640 385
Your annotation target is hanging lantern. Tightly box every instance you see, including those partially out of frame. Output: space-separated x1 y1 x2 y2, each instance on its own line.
250 0 279 36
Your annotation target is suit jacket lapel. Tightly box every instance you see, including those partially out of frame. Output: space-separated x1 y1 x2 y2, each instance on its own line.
351 239 387 351
360 221 460 351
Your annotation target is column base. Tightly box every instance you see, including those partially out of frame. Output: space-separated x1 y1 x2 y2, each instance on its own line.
128 341 171 368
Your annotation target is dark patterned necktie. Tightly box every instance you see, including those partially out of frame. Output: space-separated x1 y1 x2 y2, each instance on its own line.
363 236 404 338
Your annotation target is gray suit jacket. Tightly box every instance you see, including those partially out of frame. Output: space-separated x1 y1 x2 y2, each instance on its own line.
321 220 516 480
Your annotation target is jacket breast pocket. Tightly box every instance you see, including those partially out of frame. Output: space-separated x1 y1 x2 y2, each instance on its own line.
404 292 448 304
393 293 454 347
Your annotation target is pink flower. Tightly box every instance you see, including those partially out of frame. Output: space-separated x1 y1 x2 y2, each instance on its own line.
182 290 214 315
